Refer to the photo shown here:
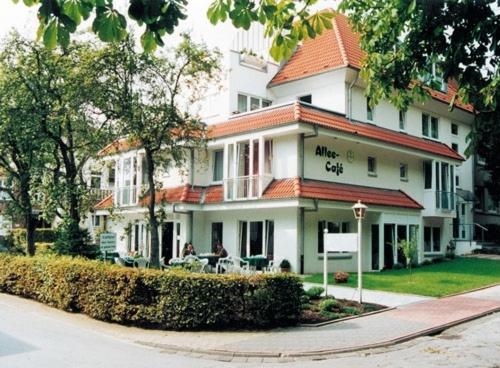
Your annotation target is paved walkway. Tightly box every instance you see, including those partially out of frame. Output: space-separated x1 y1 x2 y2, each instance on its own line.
303 282 432 307
1 285 499 362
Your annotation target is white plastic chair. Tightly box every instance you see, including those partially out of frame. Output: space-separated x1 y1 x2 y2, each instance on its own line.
114 257 126 266
160 257 169 270
265 260 279 273
168 257 185 266
216 256 250 275
134 258 150 269
216 256 231 274
183 255 209 273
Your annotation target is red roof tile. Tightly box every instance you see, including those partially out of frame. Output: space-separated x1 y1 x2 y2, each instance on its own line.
95 195 113 210
98 138 140 157
139 185 203 206
263 178 423 209
209 102 464 162
269 12 473 113
204 185 224 204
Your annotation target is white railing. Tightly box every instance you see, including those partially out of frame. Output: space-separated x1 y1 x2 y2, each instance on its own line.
435 191 456 211
90 188 114 202
115 186 138 206
224 174 273 201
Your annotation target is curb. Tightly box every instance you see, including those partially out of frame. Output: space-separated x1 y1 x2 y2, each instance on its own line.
298 306 395 328
137 306 500 360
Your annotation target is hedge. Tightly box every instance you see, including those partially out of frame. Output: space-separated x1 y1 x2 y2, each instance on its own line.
0 255 303 330
10 228 57 247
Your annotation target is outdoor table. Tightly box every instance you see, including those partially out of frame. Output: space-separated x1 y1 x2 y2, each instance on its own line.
198 254 220 267
242 256 269 270
121 256 137 267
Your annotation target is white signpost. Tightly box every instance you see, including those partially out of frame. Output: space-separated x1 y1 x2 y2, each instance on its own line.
100 232 117 260
323 232 358 296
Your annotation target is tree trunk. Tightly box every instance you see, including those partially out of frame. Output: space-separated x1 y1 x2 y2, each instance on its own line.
19 182 36 256
145 149 160 267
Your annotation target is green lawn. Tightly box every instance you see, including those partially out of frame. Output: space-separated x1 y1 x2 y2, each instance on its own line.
304 257 500 297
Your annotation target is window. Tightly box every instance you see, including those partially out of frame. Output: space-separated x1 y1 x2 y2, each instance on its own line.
431 116 439 138
108 165 116 186
424 161 432 189
239 220 274 257
317 221 350 253
91 172 101 189
237 93 272 113
399 110 406 131
451 123 458 135
299 94 312 104
250 97 260 111
461 203 466 216
93 215 101 227
451 143 458 152
367 98 374 121
211 222 223 246
237 94 248 112
424 226 441 252
456 175 460 187
212 150 223 182
422 113 439 139
400 163 408 181
368 156 377 176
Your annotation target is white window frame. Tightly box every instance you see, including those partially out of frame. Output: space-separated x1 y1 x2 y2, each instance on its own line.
422 113 439 139
368 156 377 176
212 149 224 183
399 110 407 131
400 163 409 181
237 93 272 113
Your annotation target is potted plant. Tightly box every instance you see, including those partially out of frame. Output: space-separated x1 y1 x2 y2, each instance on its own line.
279 259 291 273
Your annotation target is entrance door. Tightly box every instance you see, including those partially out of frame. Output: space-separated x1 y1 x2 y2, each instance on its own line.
383 224 395 269
371 224 380 270
161 222 174 263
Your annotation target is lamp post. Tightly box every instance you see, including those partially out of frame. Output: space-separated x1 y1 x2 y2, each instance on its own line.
323 227 328 296
352 200 368 304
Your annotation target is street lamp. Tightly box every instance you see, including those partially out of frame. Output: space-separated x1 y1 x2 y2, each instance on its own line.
352 200 368 304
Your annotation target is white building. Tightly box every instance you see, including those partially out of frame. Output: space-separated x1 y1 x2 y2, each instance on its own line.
89 12 478 272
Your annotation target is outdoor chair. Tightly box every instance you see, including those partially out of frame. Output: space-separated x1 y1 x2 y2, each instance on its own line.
133 258 150 269
265 260 279 273
114 257 126 266
168 257 185 266
183 255 209 273
216 256 250 275
160 257 169 270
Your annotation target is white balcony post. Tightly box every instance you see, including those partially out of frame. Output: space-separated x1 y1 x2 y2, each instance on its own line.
258 136 265 196
249 139 254 199
233 143 238 200
223 143 229 200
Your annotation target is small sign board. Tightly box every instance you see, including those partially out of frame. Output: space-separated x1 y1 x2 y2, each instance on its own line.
100 232 117 253
324 233 358 253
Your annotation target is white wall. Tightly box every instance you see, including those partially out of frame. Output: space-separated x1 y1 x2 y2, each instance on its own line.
273 134 299 179
269 69 347 114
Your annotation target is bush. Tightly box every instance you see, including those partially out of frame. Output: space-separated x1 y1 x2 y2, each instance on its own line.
279 259 291 269
53 220 99 258
319 298 338 312
0 255 303 330
421 259 432 266
9 228 57 253
305 286 324 300
432 256 445 264
392 262 404 270
334 271 349 283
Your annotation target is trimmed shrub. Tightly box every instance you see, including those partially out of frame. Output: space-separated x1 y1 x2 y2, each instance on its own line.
0 255 303 330
305 286 324 300
334 271 349 283
319 298 338 312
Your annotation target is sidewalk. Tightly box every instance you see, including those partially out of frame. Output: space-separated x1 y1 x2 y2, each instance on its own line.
303 282 433 307
1 285 499 362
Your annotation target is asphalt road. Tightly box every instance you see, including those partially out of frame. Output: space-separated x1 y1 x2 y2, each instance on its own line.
1 293 499 368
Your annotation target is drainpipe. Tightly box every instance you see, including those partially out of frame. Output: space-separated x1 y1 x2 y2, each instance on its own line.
172 203 193 243
348 71 360 121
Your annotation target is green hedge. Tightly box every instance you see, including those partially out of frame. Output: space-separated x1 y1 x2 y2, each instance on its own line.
0 255 303 330
10 228 57 246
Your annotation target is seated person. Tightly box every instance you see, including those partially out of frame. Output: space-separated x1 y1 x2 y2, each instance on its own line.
214 242 228 258
182 242 196 257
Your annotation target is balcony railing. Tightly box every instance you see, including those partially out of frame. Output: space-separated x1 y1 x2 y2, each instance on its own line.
224 174 273 201
116 186 138 206
90 188 114 202
435 191 456 211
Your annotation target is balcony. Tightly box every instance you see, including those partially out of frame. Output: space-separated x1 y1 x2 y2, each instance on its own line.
224 174 273 201
423 190 457 218
116 186 139 206
90 188 114 202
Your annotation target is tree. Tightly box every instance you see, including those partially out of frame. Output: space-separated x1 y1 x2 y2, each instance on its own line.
13 0 333 59
95 35 220 267
398 237 418 275
337 0 499 196
0 39 51 255
1 34 116 252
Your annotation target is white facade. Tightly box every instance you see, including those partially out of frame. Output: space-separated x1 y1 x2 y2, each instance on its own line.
86 22 479 273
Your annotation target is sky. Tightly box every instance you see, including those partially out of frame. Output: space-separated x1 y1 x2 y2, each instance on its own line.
0 0 339 51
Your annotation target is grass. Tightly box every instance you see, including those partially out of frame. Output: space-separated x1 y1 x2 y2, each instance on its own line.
304 257 500 297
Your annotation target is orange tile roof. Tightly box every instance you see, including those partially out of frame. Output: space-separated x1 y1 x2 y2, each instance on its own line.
98 137 140 157
263 178 423 209
269 12 473 113
95 194 113 210
94 179 421 210
209 102 464 162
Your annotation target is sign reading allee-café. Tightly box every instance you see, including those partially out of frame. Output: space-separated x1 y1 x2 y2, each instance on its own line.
315 145 344 176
